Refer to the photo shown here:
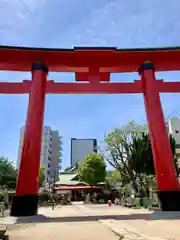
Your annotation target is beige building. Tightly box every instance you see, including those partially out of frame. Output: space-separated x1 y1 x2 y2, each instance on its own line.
17 126 62 183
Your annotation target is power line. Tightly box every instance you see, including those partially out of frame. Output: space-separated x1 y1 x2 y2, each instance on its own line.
167 107 180 121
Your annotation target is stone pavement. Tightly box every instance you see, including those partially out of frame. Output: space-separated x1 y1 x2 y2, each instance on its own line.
99 220 167 240
0 204 180 239
6 221 119 240
76 204 180 239
0 206 118 240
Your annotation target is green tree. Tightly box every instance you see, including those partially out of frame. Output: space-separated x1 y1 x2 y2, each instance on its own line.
78 152 106 186
128 132 154 176
39 164 45 187
102 121 145 192
0 158 47 189
106 170 122 188
110 170 121 181
129 132 180 176
101 121 179 196
0 157 17 189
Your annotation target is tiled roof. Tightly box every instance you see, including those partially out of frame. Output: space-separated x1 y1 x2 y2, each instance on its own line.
55 172 85 185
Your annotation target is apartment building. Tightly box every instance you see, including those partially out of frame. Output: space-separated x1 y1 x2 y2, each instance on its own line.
17 126 62 183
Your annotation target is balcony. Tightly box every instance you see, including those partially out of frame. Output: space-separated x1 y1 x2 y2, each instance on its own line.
48 148 52 155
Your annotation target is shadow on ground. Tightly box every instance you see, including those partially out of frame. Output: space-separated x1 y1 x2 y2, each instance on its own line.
14 212 180 224
15 214 150 224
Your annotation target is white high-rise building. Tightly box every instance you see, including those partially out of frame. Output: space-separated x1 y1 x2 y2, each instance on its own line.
17 126 62 183
167 117 180 157
167 117 180 145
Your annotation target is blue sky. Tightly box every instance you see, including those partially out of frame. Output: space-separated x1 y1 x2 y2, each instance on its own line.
1 0 180 169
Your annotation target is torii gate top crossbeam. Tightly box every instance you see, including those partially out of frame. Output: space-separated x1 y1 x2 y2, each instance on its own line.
1 45 180 72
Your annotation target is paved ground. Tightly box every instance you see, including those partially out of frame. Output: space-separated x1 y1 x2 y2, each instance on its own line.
6 221 119 240
1 205 119 240
82 204 180 239
1 203 180 239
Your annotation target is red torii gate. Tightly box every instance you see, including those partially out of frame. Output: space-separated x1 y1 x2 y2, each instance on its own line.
1 46 180 216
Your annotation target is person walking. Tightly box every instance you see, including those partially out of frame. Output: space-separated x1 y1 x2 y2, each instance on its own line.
52 198 55 210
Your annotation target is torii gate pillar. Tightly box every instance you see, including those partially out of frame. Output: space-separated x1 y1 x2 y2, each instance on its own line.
140 62 180 211
10 62 48 216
